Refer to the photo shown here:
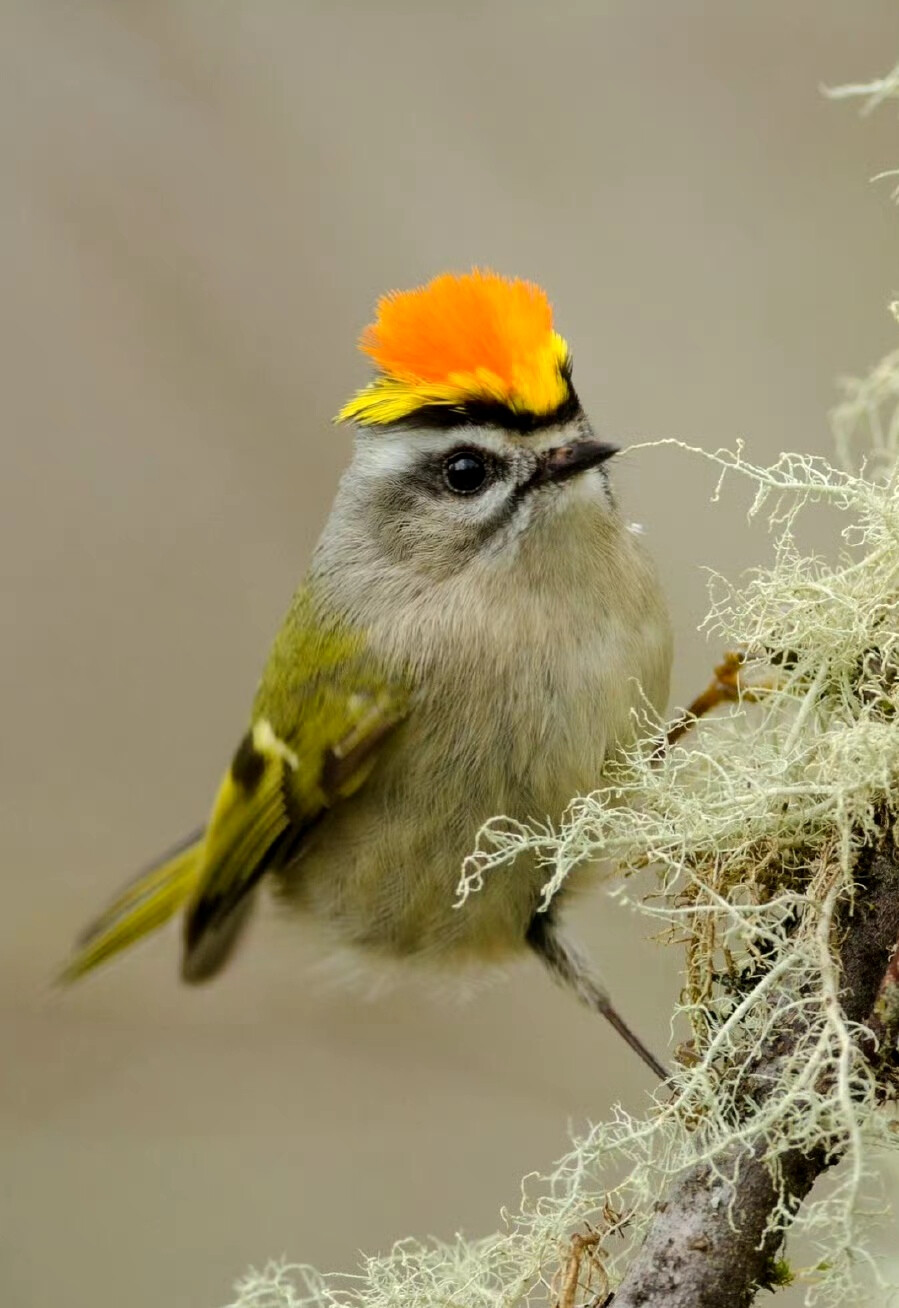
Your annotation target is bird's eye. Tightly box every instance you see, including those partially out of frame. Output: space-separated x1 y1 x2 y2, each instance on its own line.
443 450 488 495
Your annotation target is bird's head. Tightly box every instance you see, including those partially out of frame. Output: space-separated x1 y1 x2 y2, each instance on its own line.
332 269 619 579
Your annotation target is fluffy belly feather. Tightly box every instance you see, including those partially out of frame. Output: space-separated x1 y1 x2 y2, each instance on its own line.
279 531 671 965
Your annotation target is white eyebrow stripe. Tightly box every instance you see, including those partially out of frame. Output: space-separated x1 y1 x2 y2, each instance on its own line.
354 419 587 475
355 427 509 474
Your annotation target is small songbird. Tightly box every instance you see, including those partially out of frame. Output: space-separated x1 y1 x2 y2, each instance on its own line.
63 270 673 1077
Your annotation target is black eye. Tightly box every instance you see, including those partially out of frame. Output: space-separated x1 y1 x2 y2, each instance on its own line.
443 450 488 495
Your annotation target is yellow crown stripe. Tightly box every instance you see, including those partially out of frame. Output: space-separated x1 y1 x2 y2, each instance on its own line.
337 329 571 427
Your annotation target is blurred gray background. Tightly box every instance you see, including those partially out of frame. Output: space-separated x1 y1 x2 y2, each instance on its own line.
3 3 899 1306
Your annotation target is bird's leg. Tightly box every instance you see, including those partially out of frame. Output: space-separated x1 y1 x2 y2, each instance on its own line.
526 910 669 1081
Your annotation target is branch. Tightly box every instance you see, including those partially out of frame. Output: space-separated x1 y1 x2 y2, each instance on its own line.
610 844 899 1308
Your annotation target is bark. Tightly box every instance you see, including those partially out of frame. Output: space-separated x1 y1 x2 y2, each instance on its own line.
610 845 899 1308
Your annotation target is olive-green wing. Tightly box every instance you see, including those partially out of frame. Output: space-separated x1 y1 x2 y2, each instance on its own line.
181 686 407 982
62 691 405 986
62 583 408 986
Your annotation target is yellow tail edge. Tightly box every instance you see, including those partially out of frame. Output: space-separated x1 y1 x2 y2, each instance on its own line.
59 832 204 983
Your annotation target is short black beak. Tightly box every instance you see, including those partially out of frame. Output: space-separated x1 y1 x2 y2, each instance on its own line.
535 439 619 486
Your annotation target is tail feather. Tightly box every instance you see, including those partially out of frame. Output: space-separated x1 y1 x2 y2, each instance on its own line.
60 829 204 983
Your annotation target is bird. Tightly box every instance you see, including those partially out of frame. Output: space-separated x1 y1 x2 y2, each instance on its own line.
62 269 673 1078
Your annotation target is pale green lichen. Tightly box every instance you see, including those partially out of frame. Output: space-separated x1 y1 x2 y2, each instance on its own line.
227 70 899 1308
824 60 899 115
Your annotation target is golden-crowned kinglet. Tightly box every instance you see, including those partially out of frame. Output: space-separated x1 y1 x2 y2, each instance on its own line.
63 270 673 1078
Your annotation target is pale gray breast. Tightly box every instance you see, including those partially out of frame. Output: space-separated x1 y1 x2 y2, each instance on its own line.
281 505 671 964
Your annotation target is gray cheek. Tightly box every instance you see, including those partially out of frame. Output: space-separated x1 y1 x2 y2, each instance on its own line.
367 480 425 564
368 479 485 574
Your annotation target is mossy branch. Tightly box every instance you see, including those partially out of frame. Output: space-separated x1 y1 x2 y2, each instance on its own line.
610 844 899 1308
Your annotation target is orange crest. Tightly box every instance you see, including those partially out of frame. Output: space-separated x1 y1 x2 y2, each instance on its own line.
337 269 572 427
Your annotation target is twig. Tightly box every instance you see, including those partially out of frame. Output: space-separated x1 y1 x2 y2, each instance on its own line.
552 1230 605 1308
661 651 779 753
